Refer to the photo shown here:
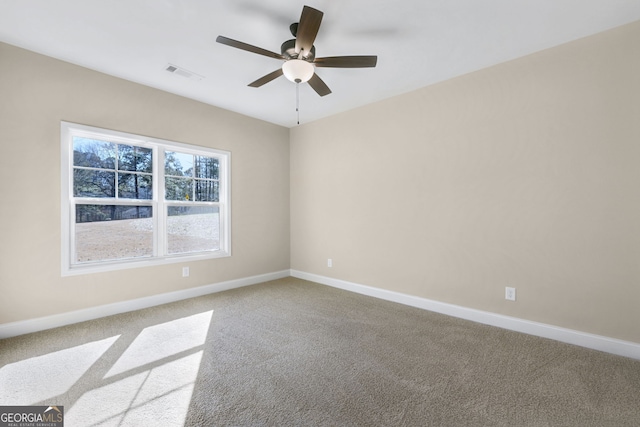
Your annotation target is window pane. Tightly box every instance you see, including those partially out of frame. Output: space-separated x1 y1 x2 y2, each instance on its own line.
118 173 152 199
165 177 193 201
165 151 193 177
118 145 152 173
195 180 219 202
167 206 220 254
74 205 153 263
73 137 116 169
74 169 115 198
195 156 219 179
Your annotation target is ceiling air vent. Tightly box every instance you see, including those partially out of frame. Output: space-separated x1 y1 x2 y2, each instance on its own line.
165 64 204 81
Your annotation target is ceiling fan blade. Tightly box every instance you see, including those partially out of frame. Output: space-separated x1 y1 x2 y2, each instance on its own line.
216 35 284 60
248 69 284 87
308 73 332 97
295 6 323 58
314 56 378 68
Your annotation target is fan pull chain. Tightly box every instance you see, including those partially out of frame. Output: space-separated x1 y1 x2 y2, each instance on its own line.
296 82 300 125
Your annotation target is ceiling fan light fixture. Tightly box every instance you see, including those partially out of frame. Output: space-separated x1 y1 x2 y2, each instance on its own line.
282 59 314 83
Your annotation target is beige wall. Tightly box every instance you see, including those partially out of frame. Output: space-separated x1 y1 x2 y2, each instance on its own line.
291 21 640 343
0 42 290 324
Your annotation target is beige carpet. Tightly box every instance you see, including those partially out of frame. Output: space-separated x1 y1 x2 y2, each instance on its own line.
1 277 639 426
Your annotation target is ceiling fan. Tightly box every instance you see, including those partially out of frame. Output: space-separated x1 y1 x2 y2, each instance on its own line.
216 5 378 97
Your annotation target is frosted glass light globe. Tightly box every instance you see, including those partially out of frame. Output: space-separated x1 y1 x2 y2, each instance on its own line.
282 59 314 83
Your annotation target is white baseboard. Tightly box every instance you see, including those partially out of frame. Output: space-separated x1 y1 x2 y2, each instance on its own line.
0 270 290 339
290 270 640 361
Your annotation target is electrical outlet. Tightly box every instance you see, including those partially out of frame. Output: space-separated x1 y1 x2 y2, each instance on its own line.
327 258 332 268
182 266 190 277
505 287 516 301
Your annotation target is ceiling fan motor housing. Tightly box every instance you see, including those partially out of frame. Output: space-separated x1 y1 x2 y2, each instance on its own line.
281 39 315 61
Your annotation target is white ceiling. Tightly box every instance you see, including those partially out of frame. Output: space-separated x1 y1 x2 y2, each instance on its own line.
1 1 640 128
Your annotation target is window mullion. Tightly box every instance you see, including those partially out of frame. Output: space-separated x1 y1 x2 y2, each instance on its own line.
115 143 119 201
73 197 152 206
155 147 165 257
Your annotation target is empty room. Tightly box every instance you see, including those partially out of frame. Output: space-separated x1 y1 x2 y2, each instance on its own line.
1 1 639 425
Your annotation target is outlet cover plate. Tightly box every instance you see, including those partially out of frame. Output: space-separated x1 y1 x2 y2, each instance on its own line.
505 287 516 301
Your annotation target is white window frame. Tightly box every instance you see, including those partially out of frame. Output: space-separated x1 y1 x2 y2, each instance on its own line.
61 122 231 276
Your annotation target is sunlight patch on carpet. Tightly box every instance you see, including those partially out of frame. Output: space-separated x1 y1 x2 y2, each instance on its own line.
66 351 203 427
64 311 213 426
0 336 120 405
104 310 213 378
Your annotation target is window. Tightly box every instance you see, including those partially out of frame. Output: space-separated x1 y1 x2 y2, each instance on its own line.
61 122 230 275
